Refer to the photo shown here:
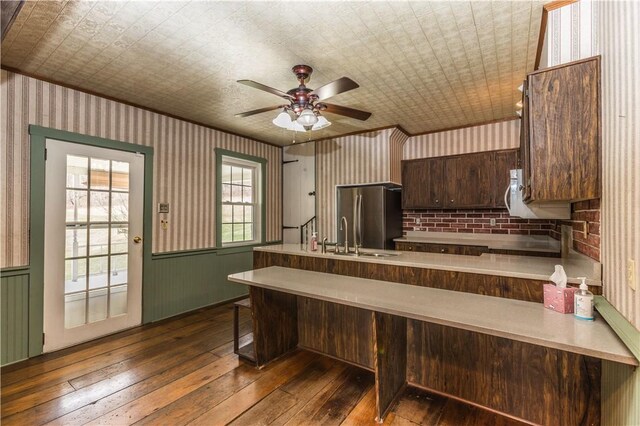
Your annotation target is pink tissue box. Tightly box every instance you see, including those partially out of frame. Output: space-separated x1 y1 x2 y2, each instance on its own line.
543 284 578 314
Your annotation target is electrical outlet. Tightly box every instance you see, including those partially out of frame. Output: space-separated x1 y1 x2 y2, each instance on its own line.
416 218 421 225
628 259 636 291
490 218 496 227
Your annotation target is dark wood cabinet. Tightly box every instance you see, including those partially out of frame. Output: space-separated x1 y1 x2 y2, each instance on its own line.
401 149 518 210
401 158 444 209
522 56 600 202
493 150 519 208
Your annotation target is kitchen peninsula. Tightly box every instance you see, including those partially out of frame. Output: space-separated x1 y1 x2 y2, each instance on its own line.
228 245 635 425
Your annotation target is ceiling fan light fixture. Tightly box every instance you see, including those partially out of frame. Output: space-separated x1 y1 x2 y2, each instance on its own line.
296 108 318 126
272 109 292 128
311 114 331 130
287 120 307 132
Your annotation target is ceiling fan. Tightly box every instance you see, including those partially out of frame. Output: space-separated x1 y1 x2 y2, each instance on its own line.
235 65 371 132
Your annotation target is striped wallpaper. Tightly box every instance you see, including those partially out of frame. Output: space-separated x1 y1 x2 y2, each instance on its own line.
316 128 401 241
0 70 282 268
403 119 521 160
545 0 599 68
389 128 409 185
599 0 639 330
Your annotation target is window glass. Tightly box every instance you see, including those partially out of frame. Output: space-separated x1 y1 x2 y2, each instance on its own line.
219 154 262 245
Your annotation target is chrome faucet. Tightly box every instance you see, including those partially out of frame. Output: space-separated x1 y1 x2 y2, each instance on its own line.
340 216 348 253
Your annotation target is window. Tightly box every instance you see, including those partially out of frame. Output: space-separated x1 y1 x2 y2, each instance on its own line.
216 149 266 246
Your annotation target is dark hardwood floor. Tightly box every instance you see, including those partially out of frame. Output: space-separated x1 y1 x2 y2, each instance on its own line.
1 302 525 425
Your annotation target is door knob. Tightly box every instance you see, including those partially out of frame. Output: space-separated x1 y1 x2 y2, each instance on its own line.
133 236 142 244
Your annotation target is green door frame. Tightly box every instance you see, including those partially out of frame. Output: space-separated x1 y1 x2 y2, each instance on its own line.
28 125 154 357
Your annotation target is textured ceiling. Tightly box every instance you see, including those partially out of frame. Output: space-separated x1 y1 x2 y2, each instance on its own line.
2 1 543 146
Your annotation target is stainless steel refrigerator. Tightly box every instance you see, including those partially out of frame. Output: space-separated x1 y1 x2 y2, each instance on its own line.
336 184 402 250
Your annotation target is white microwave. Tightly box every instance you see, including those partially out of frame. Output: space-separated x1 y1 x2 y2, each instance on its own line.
504 169 571 219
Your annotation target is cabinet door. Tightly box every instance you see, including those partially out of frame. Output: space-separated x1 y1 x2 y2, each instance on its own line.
493 150 519 207
527 58 600 201
444 153 493 208
401 158 444 209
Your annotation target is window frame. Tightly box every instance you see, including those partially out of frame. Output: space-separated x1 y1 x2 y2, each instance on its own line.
215 148 267 247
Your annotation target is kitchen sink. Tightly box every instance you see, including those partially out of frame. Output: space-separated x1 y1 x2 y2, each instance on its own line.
358 252 400 258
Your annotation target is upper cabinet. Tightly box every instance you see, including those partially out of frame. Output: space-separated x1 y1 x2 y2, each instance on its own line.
402 149 518 210
522 56 601 202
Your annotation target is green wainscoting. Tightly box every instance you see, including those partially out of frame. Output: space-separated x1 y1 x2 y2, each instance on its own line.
144 247 254 323
1 269 30 365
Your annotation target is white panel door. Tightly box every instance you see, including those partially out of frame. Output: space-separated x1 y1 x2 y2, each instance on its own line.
43 139 144 352
283 142 316 244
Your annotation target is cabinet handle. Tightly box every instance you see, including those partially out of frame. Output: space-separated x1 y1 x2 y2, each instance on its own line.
435 199 439 204
441 249 445 253
450 199 454 203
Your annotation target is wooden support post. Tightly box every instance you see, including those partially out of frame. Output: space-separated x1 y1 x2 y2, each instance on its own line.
249 287 298 368
373 312 407 422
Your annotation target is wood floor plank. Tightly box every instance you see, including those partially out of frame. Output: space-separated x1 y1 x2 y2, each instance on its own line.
188 350 318 426
0 305 231 386
0 381 75 418
85 353 242 425
1 315 225 400
134 363 262 425
229 389 299 426
284 366 374 426
67 316 251 390
340 387 396 425
271 359 349 426
43 352 218 426
393 386 447 425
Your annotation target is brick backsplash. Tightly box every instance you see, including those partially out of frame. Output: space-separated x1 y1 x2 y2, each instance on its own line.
549 199 601 261
403 198 601 261
402 209 555 235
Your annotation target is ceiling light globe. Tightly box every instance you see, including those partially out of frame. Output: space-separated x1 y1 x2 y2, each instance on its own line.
273 110 292 128
287 120 307 132
311 115 331 131
297 108 318 126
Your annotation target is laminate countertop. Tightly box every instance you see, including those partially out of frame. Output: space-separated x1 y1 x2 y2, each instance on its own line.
229 266 635 366
394 231 562 253
255 244 601 286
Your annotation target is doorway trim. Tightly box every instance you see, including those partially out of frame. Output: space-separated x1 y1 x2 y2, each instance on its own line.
28 125 154 357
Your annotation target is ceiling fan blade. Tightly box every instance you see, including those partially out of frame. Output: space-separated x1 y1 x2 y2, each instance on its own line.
237 80 293 99
322 103 371 121
311 77 359 100
235 105 283 118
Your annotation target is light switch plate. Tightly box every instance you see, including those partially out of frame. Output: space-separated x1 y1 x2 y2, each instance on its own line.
628 259 636 291
158 203 170 214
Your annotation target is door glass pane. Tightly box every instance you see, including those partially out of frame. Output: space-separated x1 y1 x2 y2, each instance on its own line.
90 159 110 190
110 225 128 254
88 288 108 323
65 226 87 258
111 161 129 191
65 293 86 329
66 155 88 189
111 192 128 222
110 285 128 316
90 191 110 221
88 225 109 256
110 254 128 285
66 190 88 222
65 258 86 293
88 256 108 289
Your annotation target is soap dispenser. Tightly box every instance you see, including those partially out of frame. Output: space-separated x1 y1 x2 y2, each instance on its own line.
574 277 594 321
